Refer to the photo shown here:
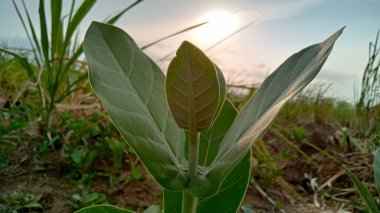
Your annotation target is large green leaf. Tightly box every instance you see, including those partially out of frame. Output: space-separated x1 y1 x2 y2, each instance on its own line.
166 41 225 131
84 22 188 190
375 148 380 194
75 205 134 213
164 101 251 212
188 28 344 196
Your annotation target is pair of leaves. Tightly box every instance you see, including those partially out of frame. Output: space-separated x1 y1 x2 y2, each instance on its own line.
84 22 343 199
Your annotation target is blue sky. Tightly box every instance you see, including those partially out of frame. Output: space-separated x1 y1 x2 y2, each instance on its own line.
1 0 379 101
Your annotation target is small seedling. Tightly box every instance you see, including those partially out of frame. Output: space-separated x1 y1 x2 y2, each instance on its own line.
0 192 43 212
68 192 107 210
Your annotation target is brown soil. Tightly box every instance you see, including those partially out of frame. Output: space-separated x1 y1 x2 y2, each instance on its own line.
0 122 373 213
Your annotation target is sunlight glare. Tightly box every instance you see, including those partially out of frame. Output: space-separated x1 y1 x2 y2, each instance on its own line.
194 10 239 45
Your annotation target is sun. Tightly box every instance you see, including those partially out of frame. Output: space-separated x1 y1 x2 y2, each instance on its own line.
193 10 239 45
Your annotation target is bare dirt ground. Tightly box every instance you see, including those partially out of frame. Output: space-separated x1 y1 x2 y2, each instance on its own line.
0 122 373 212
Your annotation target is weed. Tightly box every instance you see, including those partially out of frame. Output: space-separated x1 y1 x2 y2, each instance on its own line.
0 192 43 212
67 192 107 210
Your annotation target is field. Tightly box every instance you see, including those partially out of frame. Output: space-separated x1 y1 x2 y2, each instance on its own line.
1 1 380 213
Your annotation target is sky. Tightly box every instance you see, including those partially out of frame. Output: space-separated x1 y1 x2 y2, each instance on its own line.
0 0 379 102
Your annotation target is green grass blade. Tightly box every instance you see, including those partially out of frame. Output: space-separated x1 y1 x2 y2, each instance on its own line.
64 0 96 49
68 0 76 23
0 47 36 82
71 30 80 56
12 0 41 67
105 0 143 24
62 43 83 80
345 167 379 213
50 0 62 61
56 73 87 103
64 0 136 73
21 0 43 64
141 21 208 50
38 0 50 70
269 127 313 162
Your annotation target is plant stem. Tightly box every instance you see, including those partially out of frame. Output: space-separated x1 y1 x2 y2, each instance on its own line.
187 131 199 178
182 131 199 213
182 191 198 213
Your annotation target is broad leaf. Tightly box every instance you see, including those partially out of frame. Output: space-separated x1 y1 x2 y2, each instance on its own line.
164 101 251 212
188 28 344 196
166 41 225 131
375 148 380 194
84 22 188 190
75 205 134 213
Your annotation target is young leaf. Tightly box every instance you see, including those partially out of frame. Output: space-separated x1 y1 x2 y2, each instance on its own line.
166 41 225 131
84 22 188 190
188 27 344 197
164 101 251 212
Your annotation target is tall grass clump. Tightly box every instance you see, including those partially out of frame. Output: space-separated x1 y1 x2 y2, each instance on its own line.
356 31 380 141
0 0 143 130
358 31 380 111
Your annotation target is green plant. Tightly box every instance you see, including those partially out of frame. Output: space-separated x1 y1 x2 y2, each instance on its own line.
68 192 107 210
345 148 380 213
358 31 380 112
107 138 126 171
0 192 43 212
1 0 143 129
77 22 342 212
64 145 98 171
